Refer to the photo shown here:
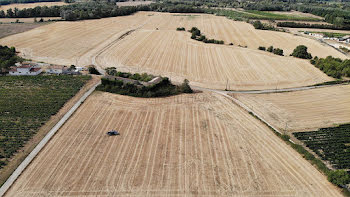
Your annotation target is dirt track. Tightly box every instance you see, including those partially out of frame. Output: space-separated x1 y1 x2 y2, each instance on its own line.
4 91 342 196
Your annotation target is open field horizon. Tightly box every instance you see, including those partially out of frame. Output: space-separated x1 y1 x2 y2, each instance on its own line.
0 12 341 90
4 91 342 196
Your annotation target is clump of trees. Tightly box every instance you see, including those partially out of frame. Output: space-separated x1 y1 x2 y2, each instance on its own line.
176 27 185 31
290 45 312 59
328 170 350 186
311 56 350 78
252 20 276 31
260 45 283 56
98 76 193 98
105 67 154 82
0 45 23 73
88 65 101 75
189 27 224 44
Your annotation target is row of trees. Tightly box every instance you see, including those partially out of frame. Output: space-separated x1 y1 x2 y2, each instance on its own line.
277 21 350 30
258 45 284 56
0 0 60 5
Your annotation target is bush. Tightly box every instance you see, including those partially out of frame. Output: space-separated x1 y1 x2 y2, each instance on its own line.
267 46 273 52
273 48 284 56
176 27 185 31
328 170 350 186
253 20 264 29
291 45 312 59
88 66 101 75
258 46 266 51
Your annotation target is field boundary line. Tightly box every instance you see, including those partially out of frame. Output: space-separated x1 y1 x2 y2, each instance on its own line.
0 81 101 197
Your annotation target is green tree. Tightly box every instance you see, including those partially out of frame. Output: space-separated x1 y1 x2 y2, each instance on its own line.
291 45 312 59
253 20 264 29
328 170 350 186
267 46 273 52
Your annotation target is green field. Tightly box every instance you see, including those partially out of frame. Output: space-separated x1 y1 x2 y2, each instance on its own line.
0 75 90 169
214 9 321 21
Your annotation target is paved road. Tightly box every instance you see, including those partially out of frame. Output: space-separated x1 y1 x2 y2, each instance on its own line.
0 81 101 197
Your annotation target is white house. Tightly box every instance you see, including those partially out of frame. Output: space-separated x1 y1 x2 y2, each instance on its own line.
9 64 42 76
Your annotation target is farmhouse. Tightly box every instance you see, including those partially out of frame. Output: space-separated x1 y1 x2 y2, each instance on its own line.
9 63 42 76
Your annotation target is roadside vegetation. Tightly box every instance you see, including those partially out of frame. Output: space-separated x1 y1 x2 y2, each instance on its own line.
0 75 90 169
105 67 154 82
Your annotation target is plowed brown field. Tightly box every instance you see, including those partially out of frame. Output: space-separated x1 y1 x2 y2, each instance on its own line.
0 12 342 90
4 91 341 196
232 84 350 132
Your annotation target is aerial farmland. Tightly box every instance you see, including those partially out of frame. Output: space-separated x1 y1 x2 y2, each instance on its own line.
0 0 350 196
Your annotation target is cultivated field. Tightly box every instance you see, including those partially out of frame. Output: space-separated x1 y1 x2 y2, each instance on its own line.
0 12 345 89
267 10 324 20
116 0 153 7
0 2 67 11
232 84 350 132
4 91 342 196
0 17 61 23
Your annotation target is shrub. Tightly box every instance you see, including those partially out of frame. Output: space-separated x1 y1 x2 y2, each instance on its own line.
258 46 266 51
253 20 264 29
88 66 101 75
267 46 273 52
273 48 284 56
291 45 312 59
176 27 185 31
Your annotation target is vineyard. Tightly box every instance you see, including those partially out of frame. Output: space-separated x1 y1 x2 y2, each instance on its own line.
0 75 90 169
294 124 350 170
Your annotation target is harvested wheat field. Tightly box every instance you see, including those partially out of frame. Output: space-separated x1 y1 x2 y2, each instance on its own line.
0 12 341 89
4 91 341 196
0 2 67 11
232 84 350 132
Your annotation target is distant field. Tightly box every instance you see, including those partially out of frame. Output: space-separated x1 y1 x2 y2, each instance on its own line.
116 0 153 7
0 23 43 39
232 84 350 132
0 17 61 23
267 10 324 20
0 1 67 11
4 91 342 196
1 12 346 90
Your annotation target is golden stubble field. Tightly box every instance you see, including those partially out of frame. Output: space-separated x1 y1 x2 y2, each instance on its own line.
0 12 344 90
232 84 350 132
4 91 342 196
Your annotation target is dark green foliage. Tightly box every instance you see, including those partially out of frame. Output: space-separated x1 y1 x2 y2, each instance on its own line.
105 67 154 82
277 22 350 30
0 45 22 72
294 124 350 170
0 75 90 169
98 76 193 98
267 46 273 52
176 27 185 31
0 0 61 6
188 27 224 45
88 66 101 75
328 170 350 186
273 48 283 56
291 45 312 59
312 56 350 78
258 46 266 51
253 20 264 29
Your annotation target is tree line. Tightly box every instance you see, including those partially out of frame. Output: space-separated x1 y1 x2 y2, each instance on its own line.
276 21 350 30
